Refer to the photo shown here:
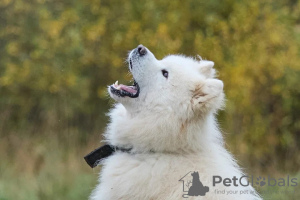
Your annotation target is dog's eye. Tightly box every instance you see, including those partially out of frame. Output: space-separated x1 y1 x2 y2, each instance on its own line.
162 70 168 79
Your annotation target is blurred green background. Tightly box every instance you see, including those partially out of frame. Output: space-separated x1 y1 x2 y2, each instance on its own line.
0 0 300 199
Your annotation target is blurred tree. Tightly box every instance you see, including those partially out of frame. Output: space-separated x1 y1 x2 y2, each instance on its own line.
0 0 299 172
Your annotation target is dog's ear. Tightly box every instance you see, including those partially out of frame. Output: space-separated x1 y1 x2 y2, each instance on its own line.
192 79 224 112
198 60 216 78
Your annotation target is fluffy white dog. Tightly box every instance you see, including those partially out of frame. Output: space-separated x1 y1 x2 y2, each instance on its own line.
89 45 262 200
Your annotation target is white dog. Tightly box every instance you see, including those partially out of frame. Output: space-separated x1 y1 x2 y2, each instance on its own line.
89 45 262 200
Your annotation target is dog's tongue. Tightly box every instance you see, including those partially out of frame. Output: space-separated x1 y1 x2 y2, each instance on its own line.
120 84 137 94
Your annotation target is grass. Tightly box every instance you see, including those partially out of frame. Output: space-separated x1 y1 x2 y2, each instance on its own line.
0 134 99 200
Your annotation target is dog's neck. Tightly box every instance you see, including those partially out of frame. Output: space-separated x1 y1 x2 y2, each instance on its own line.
105 104 224 154
85 108 225 168
84 144 132 168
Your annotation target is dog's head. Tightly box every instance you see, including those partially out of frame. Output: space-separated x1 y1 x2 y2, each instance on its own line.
107 45 224 152
109 45 224 117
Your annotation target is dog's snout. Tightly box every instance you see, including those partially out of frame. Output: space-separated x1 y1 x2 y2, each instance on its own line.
137 44 147 56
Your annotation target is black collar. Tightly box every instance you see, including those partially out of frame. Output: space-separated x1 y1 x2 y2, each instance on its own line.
84 144 131 168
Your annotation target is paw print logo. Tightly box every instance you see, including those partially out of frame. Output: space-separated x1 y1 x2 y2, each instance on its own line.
256 176 266 186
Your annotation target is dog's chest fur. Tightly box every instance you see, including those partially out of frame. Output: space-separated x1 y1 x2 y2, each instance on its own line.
90 151 257 200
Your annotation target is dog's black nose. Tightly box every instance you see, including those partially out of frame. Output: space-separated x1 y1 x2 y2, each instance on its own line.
137 44 147 56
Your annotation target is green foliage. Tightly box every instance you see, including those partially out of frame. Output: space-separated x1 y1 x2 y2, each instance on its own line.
0 0 300 198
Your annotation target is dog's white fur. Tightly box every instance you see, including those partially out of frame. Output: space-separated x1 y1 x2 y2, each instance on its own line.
90 46 261 200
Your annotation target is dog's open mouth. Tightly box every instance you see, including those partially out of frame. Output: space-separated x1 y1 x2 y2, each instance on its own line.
110 80 140 98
